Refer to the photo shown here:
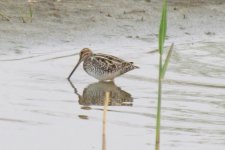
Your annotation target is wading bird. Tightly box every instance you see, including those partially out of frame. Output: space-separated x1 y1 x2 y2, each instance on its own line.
68 48 139 81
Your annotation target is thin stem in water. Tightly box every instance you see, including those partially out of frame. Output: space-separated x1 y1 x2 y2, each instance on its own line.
102 92 110 150
155 54 162 150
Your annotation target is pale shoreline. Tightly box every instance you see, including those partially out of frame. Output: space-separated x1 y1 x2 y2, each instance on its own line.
0 0 225 56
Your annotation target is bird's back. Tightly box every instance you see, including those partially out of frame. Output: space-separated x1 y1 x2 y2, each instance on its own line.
83 53 138 81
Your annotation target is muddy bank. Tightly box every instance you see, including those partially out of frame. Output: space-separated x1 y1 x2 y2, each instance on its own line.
1 0 225 57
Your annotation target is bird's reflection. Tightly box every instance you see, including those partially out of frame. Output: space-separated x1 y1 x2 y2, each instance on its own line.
68 80 133 150
68 80 133 106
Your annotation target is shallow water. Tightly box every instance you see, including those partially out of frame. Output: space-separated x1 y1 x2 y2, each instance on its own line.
0 41 225 150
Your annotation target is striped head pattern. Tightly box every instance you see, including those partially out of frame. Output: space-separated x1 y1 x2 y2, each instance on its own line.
80 48 93 61
67 48 93 80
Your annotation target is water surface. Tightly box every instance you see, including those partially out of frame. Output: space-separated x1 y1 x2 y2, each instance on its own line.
0 41 225 150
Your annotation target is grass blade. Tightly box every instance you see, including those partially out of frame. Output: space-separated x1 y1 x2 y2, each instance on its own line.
158 0 167 54
29 5 33 18
161 43 174 79
29 4 33 23
0 12 10 21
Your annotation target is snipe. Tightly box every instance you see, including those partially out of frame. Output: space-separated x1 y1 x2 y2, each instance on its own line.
68 48 139 81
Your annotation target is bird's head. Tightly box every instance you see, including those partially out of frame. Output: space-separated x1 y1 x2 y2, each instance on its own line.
67 48 93 80
79 48 93 61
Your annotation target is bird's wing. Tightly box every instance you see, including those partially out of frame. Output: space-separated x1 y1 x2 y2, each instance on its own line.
91 53 138 74
94 53 131 64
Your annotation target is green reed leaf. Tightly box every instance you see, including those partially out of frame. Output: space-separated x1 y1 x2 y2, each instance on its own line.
158 0 167 54
161 43 174 79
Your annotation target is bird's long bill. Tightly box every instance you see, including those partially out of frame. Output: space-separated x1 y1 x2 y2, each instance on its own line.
67 58 82 80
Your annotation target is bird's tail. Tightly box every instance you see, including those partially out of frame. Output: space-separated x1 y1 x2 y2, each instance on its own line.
133 65 139 69
129 62 139 69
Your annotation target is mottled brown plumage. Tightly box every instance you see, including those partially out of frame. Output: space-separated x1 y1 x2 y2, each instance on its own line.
68 48 139 81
